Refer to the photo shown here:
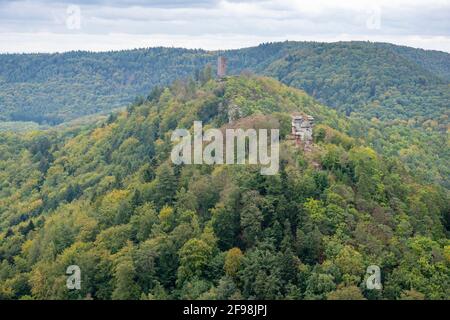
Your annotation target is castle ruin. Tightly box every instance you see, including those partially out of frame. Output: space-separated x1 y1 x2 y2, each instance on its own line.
291 114 314 150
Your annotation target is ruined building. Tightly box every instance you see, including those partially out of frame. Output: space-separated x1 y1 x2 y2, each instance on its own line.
227 103 243 123
217 56 227 78
291 114 314 150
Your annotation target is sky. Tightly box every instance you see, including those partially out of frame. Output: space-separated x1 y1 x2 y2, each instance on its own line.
0 0 449 53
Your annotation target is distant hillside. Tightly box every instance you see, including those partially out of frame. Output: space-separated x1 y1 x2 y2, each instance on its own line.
0 48 213 124
377 43 450 82
0 41 448 128
259 42 449 127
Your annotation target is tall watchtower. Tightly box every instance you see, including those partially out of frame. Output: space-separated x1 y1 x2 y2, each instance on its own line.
217 56 227 78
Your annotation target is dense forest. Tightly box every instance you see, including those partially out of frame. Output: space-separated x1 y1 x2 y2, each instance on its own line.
0 75 448 300
0 42 448 130
0 48 213 125
262 43 449 128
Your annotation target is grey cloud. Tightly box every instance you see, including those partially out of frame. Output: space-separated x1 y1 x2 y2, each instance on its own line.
0 0 449 52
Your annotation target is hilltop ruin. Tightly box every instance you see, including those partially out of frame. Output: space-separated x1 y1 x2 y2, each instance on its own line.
291 114 314 151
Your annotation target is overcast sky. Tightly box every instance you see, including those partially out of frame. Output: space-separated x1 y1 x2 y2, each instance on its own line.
0 0 449 53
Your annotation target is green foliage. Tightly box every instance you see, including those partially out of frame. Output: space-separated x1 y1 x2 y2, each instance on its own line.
177 239 213 284
112 258 140 300
1 41 448 131
0 75 448 300
327 285 366 300
264 42 450 129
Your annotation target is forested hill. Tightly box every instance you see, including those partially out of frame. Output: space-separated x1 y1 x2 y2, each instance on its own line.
0 48 213 125
0 42 448 128
0 76 448 300
377 43 450 82
260 42 449 127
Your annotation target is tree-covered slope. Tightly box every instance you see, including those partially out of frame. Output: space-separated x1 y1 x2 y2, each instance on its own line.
261 42 450 128
0 76 448 300
0 48 213 124
377 43 450 82
0 42 448 128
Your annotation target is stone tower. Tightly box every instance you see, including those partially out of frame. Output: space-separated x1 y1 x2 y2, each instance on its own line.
217 56 227 78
